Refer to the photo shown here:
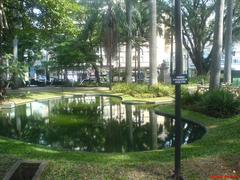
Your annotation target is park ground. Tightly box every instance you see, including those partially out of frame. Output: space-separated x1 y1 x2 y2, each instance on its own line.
0 87 239 179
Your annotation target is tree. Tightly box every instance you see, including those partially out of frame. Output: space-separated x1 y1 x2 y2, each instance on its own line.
209 0 225 90
121 0 149 83
232 1 240 41
103 3 118 89
3 0 82 62
224 0 234 84
159 0 215 75
0 54 25 94
181 0 215 75
149 0 158 85
125 0 133 83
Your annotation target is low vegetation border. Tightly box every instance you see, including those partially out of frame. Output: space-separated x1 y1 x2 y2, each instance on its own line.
0 87 174 109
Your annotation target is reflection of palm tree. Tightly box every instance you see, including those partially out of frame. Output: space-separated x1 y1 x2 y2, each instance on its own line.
100 96 104 120
162 117 175 148
149 110 158 150
182 123 205 144
133 106 141 127
126 104 133 151
15 104 27 137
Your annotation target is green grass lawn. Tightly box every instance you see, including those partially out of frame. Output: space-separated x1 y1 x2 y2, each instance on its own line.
0 88 239 179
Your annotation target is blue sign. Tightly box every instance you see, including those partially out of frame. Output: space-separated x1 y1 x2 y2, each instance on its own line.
172 74 188 85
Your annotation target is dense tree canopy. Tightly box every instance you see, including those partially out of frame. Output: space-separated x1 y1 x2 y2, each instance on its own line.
0 0 239 91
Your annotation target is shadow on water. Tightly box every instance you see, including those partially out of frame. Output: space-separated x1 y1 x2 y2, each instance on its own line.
0 95 205 153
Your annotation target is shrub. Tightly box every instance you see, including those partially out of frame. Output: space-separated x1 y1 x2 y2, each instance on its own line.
182 89 240 118
199 90 240 118
112 83 174 98
182 91 201 107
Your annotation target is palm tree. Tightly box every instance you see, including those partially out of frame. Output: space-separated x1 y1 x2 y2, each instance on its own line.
149 0 158 85
224 0 234 84
125 0 133 83
209 0 225 90
103 2 118 90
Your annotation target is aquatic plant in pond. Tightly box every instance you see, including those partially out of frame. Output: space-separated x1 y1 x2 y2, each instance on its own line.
0 95 205 152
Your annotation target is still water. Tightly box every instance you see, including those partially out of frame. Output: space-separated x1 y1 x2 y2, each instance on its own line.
0 95 205 152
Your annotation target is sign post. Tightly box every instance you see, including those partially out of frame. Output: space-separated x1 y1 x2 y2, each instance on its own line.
173 0 184 179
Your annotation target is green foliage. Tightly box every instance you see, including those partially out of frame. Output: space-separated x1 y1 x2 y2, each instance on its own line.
0 54 26 90
181 91 201 107
189 75 209 84
112 83 174 98
1 0 83 68
182 90 240 118
199 90 240 118
52 101 99 117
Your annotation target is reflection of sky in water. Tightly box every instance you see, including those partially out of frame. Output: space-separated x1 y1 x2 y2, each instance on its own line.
0 96 206 152
2 97 168 128
27 102 49 118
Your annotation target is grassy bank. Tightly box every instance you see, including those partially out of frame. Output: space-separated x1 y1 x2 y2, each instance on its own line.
2 87 173 106
0 100 239 179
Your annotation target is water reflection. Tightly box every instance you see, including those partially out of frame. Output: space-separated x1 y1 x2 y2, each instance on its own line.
0 95 205 153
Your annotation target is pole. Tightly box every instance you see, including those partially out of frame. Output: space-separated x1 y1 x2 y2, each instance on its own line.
174 0 183 179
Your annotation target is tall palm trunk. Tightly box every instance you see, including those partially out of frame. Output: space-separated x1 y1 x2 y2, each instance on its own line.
13 36 18 61
137 45 141 82
103 3 117 90
0 1 8 83
150 0 158 85
0 1 8 31
210 0 225 90
125 0 132 83
224 0 234 84
170 0 174 77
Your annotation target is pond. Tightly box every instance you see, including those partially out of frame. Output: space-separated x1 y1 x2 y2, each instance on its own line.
0 95 205 153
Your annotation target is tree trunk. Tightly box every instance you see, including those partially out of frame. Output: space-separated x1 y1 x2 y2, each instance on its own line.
92 63 100 83
134 47 137 82
149 0 158 85
125 0 132 83
137 46 141 82
224 0 234 84
118 45 121 82
170 26 174 76
108 55 112 90
193 55 208 75
13 35 18 61
64 69 68 81
210 0 225 90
